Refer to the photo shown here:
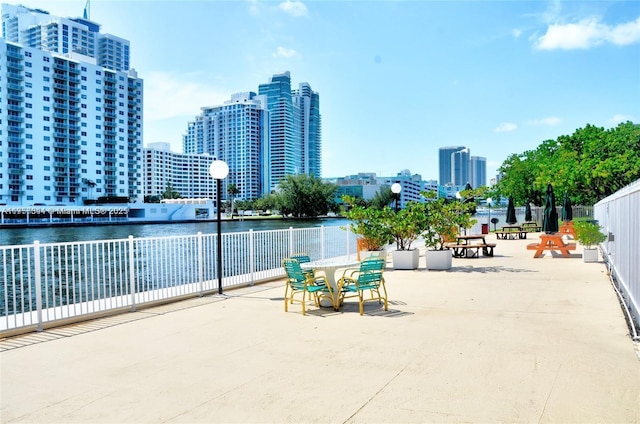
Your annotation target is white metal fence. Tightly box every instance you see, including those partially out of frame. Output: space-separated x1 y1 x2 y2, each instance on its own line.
594 180 640 340
1 225 356 335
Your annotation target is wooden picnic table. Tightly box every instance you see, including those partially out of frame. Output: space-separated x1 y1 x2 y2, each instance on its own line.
495 225 527 240
559 221 576 238
526 233 577 258
449 234 496 258
521 222 542 232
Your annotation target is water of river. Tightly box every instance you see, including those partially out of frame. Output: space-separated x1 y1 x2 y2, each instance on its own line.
0 217 349 246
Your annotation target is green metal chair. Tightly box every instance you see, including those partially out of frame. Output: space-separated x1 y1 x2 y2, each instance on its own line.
290 253 327 283
282 258 335 315
337 257 387 315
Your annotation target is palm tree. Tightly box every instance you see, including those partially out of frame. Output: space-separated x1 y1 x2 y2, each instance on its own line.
227 184 240 218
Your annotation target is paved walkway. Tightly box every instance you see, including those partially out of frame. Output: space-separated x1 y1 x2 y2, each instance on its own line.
2 233 639 423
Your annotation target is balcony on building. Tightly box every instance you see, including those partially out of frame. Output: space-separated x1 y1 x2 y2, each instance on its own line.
7 72 23 81
7 83 24 92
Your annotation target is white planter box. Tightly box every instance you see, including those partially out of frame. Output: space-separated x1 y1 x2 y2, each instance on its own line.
392 249 420 270
583 248 599 263
425 249 452 270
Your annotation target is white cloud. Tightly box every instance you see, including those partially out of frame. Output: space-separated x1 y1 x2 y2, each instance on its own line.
144 71 226 121
494 122 518 132
278 1 308 17
611 114 636 124
535 16 640 50
528 117 562 126
273 46 297 58
512 29 523 38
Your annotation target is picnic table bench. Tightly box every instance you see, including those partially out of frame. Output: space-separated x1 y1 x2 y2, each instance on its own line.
527 233 577 258
495 225 527 240
521 222 542 232
450 234 496 258
449 243 496 258
558 221 577 238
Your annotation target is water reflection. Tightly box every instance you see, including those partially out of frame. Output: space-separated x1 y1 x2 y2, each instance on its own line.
0 218 349 246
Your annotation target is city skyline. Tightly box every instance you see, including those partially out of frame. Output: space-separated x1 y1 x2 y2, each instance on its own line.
12 0 640 182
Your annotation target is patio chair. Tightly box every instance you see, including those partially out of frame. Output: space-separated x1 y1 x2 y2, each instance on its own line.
337 257 388 315
291 252 327 284
282 258 335 315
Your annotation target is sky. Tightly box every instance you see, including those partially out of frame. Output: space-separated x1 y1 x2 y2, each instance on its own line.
13 0 640 182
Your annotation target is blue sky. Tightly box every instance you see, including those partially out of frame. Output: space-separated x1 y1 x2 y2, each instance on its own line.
16 0 640 182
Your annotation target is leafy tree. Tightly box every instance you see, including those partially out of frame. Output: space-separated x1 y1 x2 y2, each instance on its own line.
254 193 279 213
495 122 639 206
371 186 395 209
161 183 181 200
227 183 240 217
274 174 338 218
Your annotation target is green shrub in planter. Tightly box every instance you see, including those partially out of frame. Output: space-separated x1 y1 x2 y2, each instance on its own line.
342 196 393 251
421 191 476 251
574 220 606 249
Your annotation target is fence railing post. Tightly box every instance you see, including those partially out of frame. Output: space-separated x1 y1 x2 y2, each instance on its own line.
249 230 255 286
288 227 294 257
320 225 326 259
128 235 136 312
197 232 204 296
34 241 43 332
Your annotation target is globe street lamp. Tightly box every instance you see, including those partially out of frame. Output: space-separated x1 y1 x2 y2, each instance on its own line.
210 160 229 295
391 182 402 212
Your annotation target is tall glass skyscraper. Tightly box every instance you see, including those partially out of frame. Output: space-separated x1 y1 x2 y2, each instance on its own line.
438 146 466 186
452 148 471 186
292 82 322 178
470 156 487 187
258 72 298 191
259 72 322 191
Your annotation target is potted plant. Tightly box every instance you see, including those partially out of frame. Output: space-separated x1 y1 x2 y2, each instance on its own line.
342 196 393 260
384 201 429 269
574 220 606 263
422 192 476 270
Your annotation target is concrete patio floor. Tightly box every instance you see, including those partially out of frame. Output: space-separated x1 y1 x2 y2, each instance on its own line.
1 233 639 423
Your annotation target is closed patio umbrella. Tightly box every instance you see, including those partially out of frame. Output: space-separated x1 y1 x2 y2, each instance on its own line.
525 202 532 222
561 192 573 222
542 183 559 234
506 197 517 224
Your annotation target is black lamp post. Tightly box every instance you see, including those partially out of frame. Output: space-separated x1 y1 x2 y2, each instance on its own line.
391 182 402 212
209 160 229 295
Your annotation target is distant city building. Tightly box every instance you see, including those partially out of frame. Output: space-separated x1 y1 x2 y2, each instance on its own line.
439 146 486 188
258 72 322 191
183 92 269 199
451 148 471 186
470 155 486 187
331 170 436 208
0 4 143 206
142 143 216 200
292 82 322 179
182 72 321 199
438 146 466 186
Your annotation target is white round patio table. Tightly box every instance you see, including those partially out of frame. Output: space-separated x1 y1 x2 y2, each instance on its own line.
301 257 360 307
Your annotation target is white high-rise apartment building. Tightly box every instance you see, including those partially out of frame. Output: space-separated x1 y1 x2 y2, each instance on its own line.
183 92 269 200
143 143 216 200
2 4 130 72
0 4 143 205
